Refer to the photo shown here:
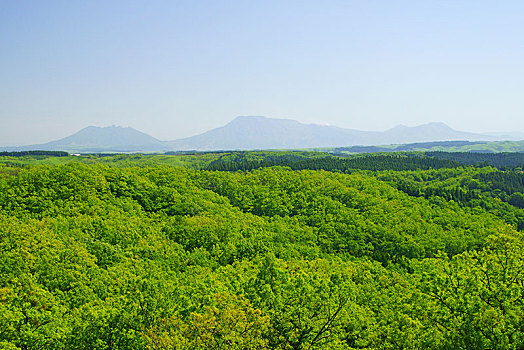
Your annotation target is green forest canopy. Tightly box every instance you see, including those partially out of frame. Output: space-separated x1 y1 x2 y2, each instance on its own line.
1 151 524 349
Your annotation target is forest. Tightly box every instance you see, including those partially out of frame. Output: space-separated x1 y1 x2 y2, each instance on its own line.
1 151 524 349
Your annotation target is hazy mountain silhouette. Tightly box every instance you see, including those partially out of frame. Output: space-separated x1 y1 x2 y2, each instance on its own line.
168 116 497 150
1 117 504 153
168 116 372 150
378 122 495 145
2 126 168 153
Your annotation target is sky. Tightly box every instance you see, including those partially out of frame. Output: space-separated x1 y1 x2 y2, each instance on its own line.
1 0 524 145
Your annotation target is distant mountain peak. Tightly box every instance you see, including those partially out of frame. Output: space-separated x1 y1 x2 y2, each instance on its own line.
388 124 409 131
2 125 167 153
424 122 453 129
231 116 268 122
1 117 502 153
83 125 132 130
167 117 496 151
390 122 452 130
229 115 300 125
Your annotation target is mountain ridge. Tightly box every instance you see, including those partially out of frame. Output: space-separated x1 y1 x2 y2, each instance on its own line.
167 116 499 151
0 116 516 153
1 125 169 153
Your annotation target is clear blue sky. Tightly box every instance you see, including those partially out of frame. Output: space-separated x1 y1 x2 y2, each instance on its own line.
1 0 524 145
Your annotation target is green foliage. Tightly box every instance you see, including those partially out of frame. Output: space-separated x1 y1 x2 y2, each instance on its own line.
378 167 524 230
330 139 524 154
0 151 69 157
427 151 524 169
415 230 524 349
199 168 503 262
1 156 524 348
206 152 461 172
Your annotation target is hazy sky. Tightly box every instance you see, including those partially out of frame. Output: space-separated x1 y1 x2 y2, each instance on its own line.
2 1 524 145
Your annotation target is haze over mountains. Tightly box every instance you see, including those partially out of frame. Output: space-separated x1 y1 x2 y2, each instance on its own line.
1 116 518 153
168 116 500 150
2 126 169 153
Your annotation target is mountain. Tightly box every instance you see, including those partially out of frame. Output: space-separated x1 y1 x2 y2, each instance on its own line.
167 116 374 150
482 131 524 141
1 126 168 153
167 116 497 151
379 122 495 145
0 117 509 153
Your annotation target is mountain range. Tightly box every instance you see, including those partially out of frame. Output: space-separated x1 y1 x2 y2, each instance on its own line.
1 116 519 153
